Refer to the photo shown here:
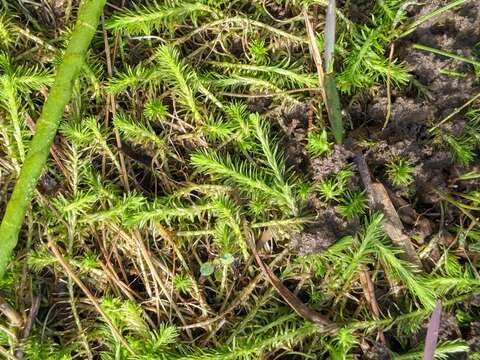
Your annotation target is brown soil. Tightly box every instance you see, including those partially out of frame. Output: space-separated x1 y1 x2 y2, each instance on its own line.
287 0 480 356
288 0 480 251
364 0 480 207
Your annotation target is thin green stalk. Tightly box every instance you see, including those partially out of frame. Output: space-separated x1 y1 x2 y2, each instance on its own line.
399 0 471 38
324 75 344 144
324 0 344 144
413 43 480 67
430 92 480 132
0 0 106 278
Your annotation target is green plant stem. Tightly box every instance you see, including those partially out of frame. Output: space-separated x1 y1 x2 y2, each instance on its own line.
0 0 106 278
430 92 480 132
323 0 344 144
304 10 344 144
412 43 480 67
324 75 344 144
399 0 471 38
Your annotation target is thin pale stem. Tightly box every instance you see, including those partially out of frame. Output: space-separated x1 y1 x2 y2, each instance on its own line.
0 0 107 277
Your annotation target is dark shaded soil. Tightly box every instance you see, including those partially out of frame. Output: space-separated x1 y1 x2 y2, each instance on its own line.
290 206 359 255
362 341 391 360
281 101 311 172
280 102 362 254
0 170 14 220
468 321 480 352
344 0 375 25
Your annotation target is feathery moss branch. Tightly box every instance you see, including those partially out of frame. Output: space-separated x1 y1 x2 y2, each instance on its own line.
0 0 106 278
106 1 218 35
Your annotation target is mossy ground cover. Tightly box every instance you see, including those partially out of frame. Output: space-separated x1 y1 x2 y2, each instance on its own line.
0 0 480 359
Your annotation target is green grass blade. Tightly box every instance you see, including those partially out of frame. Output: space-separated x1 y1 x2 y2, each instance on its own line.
325 75 344 144
413 43 480 67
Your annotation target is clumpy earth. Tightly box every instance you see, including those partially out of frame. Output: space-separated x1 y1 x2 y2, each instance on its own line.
288 0 480 355
366 0 480 201
290 0 480 252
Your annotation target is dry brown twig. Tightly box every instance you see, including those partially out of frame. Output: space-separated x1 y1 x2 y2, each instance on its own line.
248 230 337 332
355 154 423 268
15 296 41 359
155 223 212 317
130 229 194 339
304 6 344 143
385 187 433 244
0 344 17 360
383 43 395 129
180 249 288 330
47 240 137 356
359 269 385 343
303 11 328 114
0 295 23 328
101 14 130 191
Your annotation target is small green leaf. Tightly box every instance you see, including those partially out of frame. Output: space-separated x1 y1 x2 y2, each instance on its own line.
220 253 234 265
200 262 215 276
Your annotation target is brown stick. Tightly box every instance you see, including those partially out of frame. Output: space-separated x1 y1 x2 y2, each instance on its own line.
155 224 211 316
249 231 337 331
180 249 288 330
0 295 23 328
303 11 328 113
304 9 344 144
383 43 395 130
130 230 193 339
0 344 17 360
101 14 130 191
359 269 385 343
355 154 423 268
15 296 41 359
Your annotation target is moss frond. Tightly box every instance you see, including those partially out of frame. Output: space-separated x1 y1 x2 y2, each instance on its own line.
156 44 201 121
113 113 168 157
106 1 219 35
